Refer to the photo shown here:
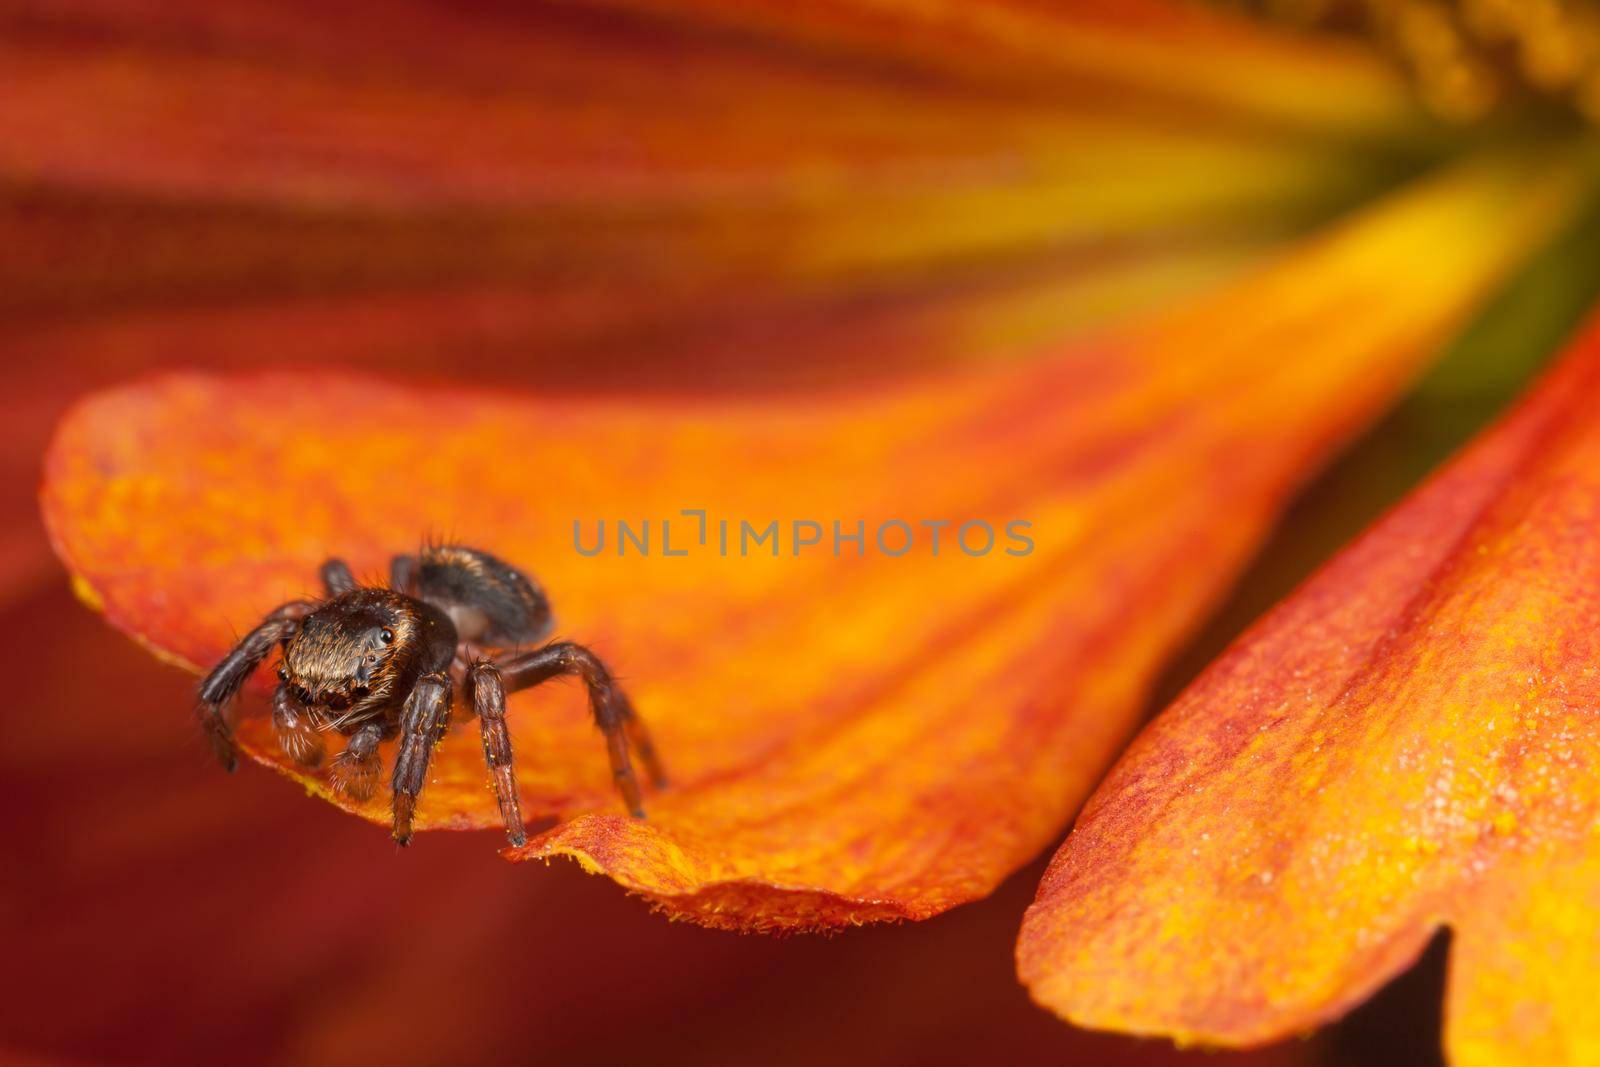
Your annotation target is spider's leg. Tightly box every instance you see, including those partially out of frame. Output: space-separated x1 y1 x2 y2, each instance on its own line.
320 558 357 597
490 642 662 818
465 661 525 846
271 683 325 768
609 689 667 789
389 554 417 595
390 671 452 846
328 720 386 803
196 600 316 772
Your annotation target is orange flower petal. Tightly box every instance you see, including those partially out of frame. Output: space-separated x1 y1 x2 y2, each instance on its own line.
41 152 1582 931
2 0 1430 328
2 0 1432 686
1017 294 1600 1054
5 581 1318 1067
600 0 1426 135
2 0 1430 607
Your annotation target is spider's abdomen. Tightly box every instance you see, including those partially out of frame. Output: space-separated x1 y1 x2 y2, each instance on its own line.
415 544 553 648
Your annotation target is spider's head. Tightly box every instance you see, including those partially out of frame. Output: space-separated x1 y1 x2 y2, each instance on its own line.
280 590 416 717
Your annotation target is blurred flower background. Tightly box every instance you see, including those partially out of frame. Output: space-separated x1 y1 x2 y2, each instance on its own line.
8 1 1600 1065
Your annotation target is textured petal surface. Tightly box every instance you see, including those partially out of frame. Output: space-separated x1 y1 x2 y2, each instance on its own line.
0 0 1422 318
6 584 1327 1067
2 0 1435 606
42 152 1581 931
593 0 1424 134
1017 300 1600 1058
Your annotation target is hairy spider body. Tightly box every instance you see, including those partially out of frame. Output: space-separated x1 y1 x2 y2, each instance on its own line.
195 544 665 846
282 588 451 723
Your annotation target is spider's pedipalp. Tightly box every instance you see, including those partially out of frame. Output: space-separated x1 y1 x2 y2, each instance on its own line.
328 721 385 802
271 683 324 768
194 599 317 771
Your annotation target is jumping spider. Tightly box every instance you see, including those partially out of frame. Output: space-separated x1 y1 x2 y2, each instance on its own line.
195 544 665 846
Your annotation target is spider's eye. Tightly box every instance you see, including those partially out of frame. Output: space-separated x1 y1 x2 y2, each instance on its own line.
277 666 289 681
379 628 395 645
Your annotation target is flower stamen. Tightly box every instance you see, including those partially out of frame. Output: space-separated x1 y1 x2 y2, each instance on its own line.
1231 0 1600 124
